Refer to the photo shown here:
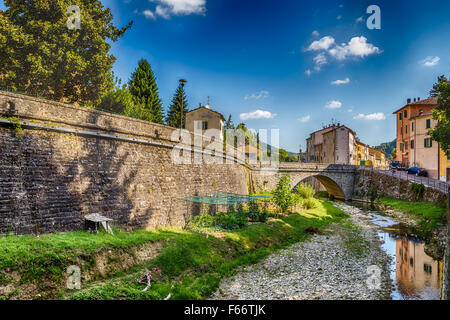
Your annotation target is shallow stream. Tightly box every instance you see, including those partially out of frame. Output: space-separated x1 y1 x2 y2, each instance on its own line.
350 202 442 300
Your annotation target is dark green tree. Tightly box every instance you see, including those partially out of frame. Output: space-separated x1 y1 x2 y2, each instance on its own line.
224 114 235 129
429 75 450 151
97 76 134 115
0 0 132 105
166 83 189 128
128 59 164 124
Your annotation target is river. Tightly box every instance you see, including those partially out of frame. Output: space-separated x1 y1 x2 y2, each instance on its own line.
349 201 443 300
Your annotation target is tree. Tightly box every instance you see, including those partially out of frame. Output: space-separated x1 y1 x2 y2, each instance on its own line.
272 174 296 214
128 59 164 124
97 77 134 115
224 114 235 129
429 75 450 151
166 82 188 128
0 0 132 105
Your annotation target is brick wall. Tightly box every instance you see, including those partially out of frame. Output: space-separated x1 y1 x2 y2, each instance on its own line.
0 91 250 234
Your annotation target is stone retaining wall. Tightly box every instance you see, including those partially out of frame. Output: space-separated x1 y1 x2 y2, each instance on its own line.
0 91 250 234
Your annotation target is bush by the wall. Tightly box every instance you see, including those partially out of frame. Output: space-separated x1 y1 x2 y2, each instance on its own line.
295 182 315 199
410 183 425 201
216 211 248 230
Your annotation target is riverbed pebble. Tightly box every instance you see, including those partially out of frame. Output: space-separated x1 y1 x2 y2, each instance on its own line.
211 203 392 300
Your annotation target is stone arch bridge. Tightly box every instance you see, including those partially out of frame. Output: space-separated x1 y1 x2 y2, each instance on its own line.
252 163 358 200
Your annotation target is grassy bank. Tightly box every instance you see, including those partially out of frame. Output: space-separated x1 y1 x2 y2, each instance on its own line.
0 201 346 300
378 197 447 235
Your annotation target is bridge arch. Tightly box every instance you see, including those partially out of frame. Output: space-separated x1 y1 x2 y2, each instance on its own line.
292 174 346 200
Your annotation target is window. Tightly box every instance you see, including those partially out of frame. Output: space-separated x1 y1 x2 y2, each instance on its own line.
405 125 408 133
426 119 431 129
424 138 433 148
412 122 414 132
405 142 408 150
400 126 403 134
400 143 404 152
196 121 202 129
410 140 414 149
424 263 432 274
399 113 403 120
202 121 208 130
404 110 408 118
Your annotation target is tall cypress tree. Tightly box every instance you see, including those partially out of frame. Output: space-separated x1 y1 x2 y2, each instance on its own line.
128 59 164 124
166 83 189 128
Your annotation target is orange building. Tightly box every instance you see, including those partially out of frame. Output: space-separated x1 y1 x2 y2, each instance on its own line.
393 97 438 168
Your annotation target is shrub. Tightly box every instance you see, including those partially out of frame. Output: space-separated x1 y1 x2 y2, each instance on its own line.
295 182 315 199
272 174 296 213
216 212 248 230
246 201 268 223
301 197 319 209
367 189 378 201
410 183 425 201
187 213 214 230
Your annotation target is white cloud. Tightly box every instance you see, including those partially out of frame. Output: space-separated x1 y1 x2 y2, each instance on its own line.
240 110 277 120
305 36 381 72
313 53 327 70
244 90 269 100
143 9 156 19
331 77 350 85
305 69 312 76
337 15 342 20
298 115 311 123
421 56 440 67
148 0 206 19
328 36 381 60
325 100 342 109
307 36 336 51
353 112 386 120
312 30 320 37
347 109 353 113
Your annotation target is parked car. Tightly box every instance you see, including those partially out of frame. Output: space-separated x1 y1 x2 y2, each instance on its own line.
407 167 428 177
390 161 401 170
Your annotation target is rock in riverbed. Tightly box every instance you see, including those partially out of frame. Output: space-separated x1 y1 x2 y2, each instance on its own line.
211 203 392 300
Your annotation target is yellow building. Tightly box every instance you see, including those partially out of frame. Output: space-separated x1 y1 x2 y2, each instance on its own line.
439 148 450 182
354 140 368 165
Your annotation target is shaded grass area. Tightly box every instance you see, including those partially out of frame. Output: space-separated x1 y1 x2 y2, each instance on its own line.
0 200 347 300
378 197 447 236
70 201 347 300
0 230 168 285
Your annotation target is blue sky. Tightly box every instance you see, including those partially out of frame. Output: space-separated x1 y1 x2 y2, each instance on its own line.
2 0 450 152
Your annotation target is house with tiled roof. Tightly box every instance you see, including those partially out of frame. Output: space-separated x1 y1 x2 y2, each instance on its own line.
392 96 441 177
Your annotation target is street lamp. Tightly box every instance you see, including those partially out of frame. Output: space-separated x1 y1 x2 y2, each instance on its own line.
179 79 187 140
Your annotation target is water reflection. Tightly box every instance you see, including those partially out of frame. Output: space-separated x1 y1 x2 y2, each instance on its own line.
394 236 442 299
369 211 442 300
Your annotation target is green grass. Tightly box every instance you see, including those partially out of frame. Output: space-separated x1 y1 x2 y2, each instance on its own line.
0 200 347 300
378 197 447 235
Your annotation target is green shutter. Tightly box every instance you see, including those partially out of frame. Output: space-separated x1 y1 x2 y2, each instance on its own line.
424 138 426 148
430 139 432 147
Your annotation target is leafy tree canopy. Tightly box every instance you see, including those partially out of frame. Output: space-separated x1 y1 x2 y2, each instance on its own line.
0 0 132 105
429 75 450 151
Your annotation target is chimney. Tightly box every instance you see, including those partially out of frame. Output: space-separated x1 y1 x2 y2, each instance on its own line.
407 98 411 104
413 98 416 102
417 97 420 101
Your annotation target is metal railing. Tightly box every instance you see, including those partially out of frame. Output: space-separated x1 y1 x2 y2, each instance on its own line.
365 167 450 194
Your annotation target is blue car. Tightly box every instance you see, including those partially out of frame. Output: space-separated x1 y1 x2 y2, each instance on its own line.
407 167 428 177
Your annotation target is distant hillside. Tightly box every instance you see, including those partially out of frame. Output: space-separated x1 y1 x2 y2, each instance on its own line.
375 139 396 159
